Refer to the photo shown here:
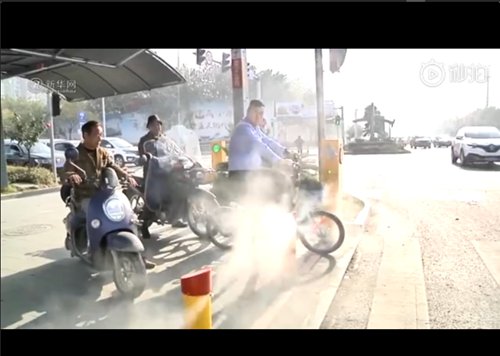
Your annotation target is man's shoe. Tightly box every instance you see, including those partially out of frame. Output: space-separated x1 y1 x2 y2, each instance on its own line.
144 259 156 270
141 226 151 239
65 235 71 250
171 220 187 228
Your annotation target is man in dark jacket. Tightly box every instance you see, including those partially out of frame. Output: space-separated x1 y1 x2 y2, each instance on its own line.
64 120 155 269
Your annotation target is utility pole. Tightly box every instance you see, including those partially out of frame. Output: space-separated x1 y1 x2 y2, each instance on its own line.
340 106 345 145
0 110 8 189
315 49 325 167
231 49 249 126
46 92 57 182
177 49 182 125
101 97 107 136
486 71 490 108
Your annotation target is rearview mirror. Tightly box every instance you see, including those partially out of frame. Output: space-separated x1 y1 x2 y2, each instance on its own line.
65 147 79 161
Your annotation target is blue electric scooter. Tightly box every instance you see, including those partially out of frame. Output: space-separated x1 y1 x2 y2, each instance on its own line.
63 147 147 299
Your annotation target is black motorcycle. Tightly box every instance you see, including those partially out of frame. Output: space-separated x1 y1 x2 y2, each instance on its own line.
125 136 217 239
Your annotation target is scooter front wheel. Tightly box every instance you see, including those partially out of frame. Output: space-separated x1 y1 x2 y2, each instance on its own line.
187 192 219 238
111 251 146 299
297 210 345 255
206 206 237 250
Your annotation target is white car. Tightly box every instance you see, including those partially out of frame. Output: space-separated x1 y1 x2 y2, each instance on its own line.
100 137 139 167
451 126 500 166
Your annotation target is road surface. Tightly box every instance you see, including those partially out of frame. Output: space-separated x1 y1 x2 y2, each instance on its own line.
323 147 500 329
1 163 360 329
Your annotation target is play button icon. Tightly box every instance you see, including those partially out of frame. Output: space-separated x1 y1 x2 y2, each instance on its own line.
420 59 446 87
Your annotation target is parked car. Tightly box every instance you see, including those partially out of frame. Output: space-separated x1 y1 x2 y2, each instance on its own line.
394 137 408 149
4 139 65 172
42 139 79 152
100 137 139 167
451 126 500 166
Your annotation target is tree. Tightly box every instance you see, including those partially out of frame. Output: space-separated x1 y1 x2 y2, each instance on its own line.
76 65 233 131
258 69 293 103
2 97 49 136
36 63 315 140
439 107 500 135
2 108 47 169
157 65 233 128
302 89 316 106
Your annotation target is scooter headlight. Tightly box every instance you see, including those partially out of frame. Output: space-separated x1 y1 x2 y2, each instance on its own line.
103 197 126 222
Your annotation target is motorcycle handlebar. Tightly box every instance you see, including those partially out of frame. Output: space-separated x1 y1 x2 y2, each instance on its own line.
68 161 88 181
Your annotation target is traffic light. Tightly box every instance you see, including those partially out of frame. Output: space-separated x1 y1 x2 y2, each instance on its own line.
247 63 256 79
221 53 230 73
211 141 228 169
329 49 347 73
196 49 206 65
51 92 61 116
212 143 222 153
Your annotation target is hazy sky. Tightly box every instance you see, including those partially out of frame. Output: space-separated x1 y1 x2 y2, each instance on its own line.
155 49 500 136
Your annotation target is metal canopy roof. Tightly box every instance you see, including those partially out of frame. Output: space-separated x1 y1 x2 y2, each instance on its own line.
1 49 186 102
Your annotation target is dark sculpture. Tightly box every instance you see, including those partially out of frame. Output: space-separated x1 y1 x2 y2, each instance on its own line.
353 103 395 141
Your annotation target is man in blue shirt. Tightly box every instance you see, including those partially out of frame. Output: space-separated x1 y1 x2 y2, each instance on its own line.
227 100 294 205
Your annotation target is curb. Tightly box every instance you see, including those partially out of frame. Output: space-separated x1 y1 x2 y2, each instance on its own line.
349 194 371 230
306 194 371 329
298 193 370 329
1 187 60 201
345 151 411 155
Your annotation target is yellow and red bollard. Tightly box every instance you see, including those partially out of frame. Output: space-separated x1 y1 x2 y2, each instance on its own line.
180 267 212 329
319 139 343 213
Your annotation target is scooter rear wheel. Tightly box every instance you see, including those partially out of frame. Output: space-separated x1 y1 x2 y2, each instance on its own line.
112 252 146 299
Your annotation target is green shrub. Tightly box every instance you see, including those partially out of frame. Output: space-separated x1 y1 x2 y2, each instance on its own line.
7 166 56 185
